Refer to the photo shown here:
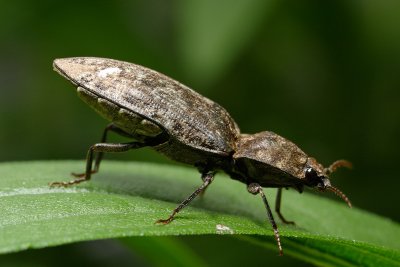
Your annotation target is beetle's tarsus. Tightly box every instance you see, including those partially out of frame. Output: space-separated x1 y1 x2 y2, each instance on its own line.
49 178 87 187
278 215 295 225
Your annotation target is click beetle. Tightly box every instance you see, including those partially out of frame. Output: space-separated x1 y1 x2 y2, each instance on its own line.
51 57 352 256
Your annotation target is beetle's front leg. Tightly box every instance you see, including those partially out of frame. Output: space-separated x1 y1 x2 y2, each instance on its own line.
156 171 215 224
275 188 295 225
248 183 283 256
50 141 146 187
71 123 133 178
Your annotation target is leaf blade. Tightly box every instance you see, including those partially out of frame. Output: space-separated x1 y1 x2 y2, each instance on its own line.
0 161 399 266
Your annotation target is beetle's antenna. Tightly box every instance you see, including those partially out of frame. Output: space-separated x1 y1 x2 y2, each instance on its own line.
325 160 352 175
326 185 352 208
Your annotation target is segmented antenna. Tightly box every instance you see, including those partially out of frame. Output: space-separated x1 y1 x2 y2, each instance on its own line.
327 185 352 208
325 160 353 175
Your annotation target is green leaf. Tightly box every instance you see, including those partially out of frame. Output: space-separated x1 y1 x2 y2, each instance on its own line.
0 161 399 266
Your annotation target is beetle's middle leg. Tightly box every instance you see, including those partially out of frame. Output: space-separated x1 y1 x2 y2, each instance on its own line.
275 188 295 225
155 171 215 224
71 123 133 178
50 141 146 187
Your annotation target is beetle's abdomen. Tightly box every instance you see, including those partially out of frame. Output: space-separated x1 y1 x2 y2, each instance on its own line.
77 86 163 138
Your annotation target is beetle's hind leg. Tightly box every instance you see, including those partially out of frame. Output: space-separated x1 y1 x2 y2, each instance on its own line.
156 171 215 224
50 141 146 187
71 123 133 178
50 123 147 187
275 188 295 225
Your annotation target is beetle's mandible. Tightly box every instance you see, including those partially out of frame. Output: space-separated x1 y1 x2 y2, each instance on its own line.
51 57 352 256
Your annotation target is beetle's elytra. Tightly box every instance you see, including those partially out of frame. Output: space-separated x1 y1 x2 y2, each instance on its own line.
51 57 352 256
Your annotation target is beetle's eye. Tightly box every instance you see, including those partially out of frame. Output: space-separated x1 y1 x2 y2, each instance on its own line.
305 167 316 177
305 167 319 186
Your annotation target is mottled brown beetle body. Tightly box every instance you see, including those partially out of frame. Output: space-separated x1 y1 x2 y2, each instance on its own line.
54 58 239 167
52 57 352 256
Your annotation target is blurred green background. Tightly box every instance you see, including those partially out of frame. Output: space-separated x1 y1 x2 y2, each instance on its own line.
1 0 399 266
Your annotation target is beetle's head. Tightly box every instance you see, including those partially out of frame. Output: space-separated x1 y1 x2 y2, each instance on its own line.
304 158 352 208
